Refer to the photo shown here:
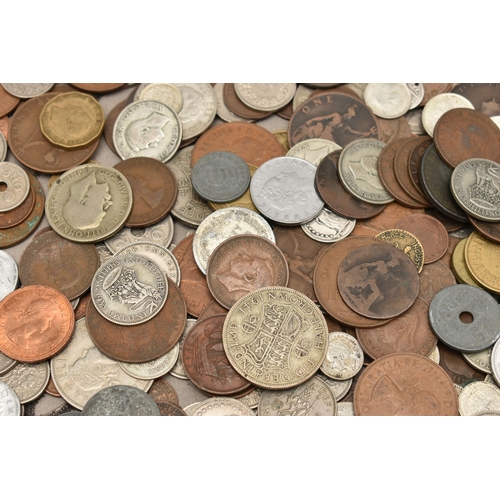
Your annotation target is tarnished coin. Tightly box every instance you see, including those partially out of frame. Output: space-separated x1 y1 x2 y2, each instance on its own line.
193 397 255 416
0 186 35 230
422 93 474 137
364 83 412 119
376 229 425 272
148 378 179 406
464 231 500 293
0 128 6 161
321 332 364 380
157 402 187 416
214 83 252 123
119 344 179 380
418 260 457 303
134 83 183 113
258 376 337 416
0 361 49 404
222 287 328 390
463 348 492 374
0 381 20 416
0 162 30 212
234 83 296 112
0 249 18 302
170 318 197 379
2 83 54 98
0 352 16 376
458 381 500 416
301 208 355 243
286 138 341 166
429 284 500 352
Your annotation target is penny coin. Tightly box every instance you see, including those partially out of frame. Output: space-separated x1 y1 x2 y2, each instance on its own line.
0 162 30 212
74 293 91 320
0 186 35 229
277 101 293 120
321 332 364 380
434 108 500 168
70 83 127 93
198 301 227 322
214 83 252 123
376 229 424 272
301 207 355 243
222 84 273 120
19 230 99 300
0 351 17 376
104 97 129 155
119 344 179 380
157 402 187 416
408 137 433 196
376 115 413 144
234 83 296 112
223 286 328 390
463 348 492 374
458 381 500 416
425 207 464 233
422 93 474 137
286 138 341 166
114 157 178 227
0 285 74 362
338 242 420 320
0 361 50 404
45 375 61 397
421 83 453 106
438 341 484 386
452 83 500 117
468 215 500 243
135 83 183 113
8 93 99 174
364 83 412 119
418 260 457 303
148 378 179 406
206 234 289 309
429 284 500 352
0 250 18 302
0 381 20 416
451 237 480 287
464 231 500 293
2 83 54 98
354 353 458 416
192 397 255 416
191 122 284 167
0 85 20 117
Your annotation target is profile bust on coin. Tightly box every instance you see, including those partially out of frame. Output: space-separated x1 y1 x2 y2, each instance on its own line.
125 112 170 152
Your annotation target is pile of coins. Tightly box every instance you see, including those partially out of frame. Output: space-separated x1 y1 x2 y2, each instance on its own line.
2 82 500 416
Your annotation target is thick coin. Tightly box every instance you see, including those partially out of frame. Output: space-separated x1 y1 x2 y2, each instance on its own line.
364 83 412 119
0 186 35 229
422 93 474 137
464 231 500 293
2 83 53 98
0 249 18 302
0 162 30 212
301 207 355 243
458 381 500 416
135 83 183 113
0 381 20 416
192 397 255 416
376 229 425 272
286 138 341 166
223 83 273 120
320 332 364 380
0 361 49 404
119 344 179 380
234 83 296 112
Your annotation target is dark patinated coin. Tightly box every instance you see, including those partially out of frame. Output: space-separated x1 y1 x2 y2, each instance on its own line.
157 402 187 416
468 215 500 243
429 284 500 353
452 83 500 117
408 137 433 196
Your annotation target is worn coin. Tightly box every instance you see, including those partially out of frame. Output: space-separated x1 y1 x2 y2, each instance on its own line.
0 381 20 416
148 378 179 406
458 381 500 416
135 83 183 113
464 231 500 293
156 402 187 416
0 162 30 212
169 318 197 379
376 229 425 272
451 237 480 287
321 332 364 380
406 83 424 109
463 348 492 374
119 344 179 380
0 85 20 117
452 83 500 116
422 93 474 137
0 249 18 302
222 83 273 121
2 83 54 98
286 138 341 166
364 83 412 119
0 351 16 376
193 397 255 416
301 207 355 243
316 373 352 401
234 83 296 112
214 83 251 123
418 260 457 303
0 186 35 230
0 361 49 404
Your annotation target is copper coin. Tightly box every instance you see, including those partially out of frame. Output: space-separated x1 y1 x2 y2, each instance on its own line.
0 172 44 249
452 83 500 117
45 375 61 397
356 297 437 360
206 234 289 310
172 233 215 317
148 378 179 406
421 83 453 106
316 150 386 219
354 353 458 415
74 292 91 320
8 93 99 174
114 157 178 227
70 83 127 93
0 86 20 117
438 341 485 386
0 117 8 139
440 235 460 268
0 285 74 363
418 260 457 303
395 213 449 264
191 122 284 168
408 137 433 196
276 100 293 120
222 84 273 120
375 115 413 144
288 91 379 148
86 277 187 363
156 402 187 416
198 300 227 322
337 242 420 320
104 98 129 155
424 208 465 233
468 215 500 244
19 230 99 300
0 186 35 229
314 236 390 327
434 108 500 168
181 314 252 396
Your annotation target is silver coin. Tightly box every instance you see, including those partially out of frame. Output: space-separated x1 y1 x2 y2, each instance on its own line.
458 381 500 416
0 381 20 416
0 250 18 302
286 138 341 166
193 397 255 416
485 373 499 387
2 83 54 98
491 115 500 129
406 83 424 109
338 139 393 204
0 131 6 162
170 318 197 379
490 339 500 386
82 385 160 416
191 151 251 203
364 83 412 119
95 244 114 265
0 352 17 376
60 411 82 416
0 162 30 212
237 387 263 409
214 83 252 123
301 207 355 243
175 83 217 140
422 93 474 137
292 84 314 112
119 344 179 380
113 100 182 162
316 373 352 402
337 402 355 416
234 83 296 112
115 242 180 285
0 361 49 404
134 83 183 113
429 284 500 353
192 207 275 274
427 345 440 364
105 214 174 253
463 348 492 374
320 332 364 380
184 401 203 415
405 108 426 135
250 156 324 225
455 384 463 396
451 158 500 222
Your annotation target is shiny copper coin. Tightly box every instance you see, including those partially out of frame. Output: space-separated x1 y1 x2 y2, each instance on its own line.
338 242 420 320
316 150 386 219
408 137 433 196
0 186 35 229
70 83 127 93
86 278 187 363
45 375 61 397
8 93 99 174
421 83 453 106
438 341 485 386
0 86 20 117
452 83 500 117
74 292 91 320
181 314 252 396
191 122 284 168
418 260 457 303
104 97 129 155
198 300 227 322
148 378 179 406
0 285 74 363
314 236 390 327
222 84 273 120
425 208 465 233
19 230 99 300
468 215 500 244
354 353 458 415
157 402 187 416
206 234 289 309
434 108 500 168
114 157 178 227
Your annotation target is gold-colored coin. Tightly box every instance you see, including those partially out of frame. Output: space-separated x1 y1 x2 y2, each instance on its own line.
40 92 105 149
376 229 424 272
451 237 480 287
273 130 290 153
465 231 500 294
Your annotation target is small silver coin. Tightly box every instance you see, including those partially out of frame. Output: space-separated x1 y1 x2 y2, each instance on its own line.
406 83 424 109
320 332 364 380
301 207 355 243
193 397 255 416
490 339 500 386
0 250 18 302
134 83 183 113
316 373 352 402
0 352 17 376
0 381 21 416
0 131 7 162
458 381 500 416
286 138 341 166
0 162 30 212
82 385 161 416
364 83 412 119
0 361 49 404
119 344 179 380
191 151 251 203
422 93 474 137
337 402 355 416
429 284 500 353
2 83 54 98
234 83 296 112
214 83 252 123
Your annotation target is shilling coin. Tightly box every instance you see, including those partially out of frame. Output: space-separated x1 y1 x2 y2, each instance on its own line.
463 348 492 374
458 381 500 416
0 162 30 212
113 100 182 162
0 352 17 376
321 332 364 380
301 207 355 243
376 229 425 272
429 284 500 353
0 381 20 416
364 83 412 119
0 249 18 301
464 231 500 293
193 397 255 416
286 138 341 166
0 361 50 404
2 83 54 99
422 93 474 137
214 83 252 123
234 83 296 112
0 129 6 161
119 344 179 380
406 83 424 109
250 156 324 225
134 83 183 113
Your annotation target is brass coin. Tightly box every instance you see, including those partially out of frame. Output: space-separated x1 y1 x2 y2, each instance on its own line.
376 229 424 272
465 231 500 294
451 237 480 287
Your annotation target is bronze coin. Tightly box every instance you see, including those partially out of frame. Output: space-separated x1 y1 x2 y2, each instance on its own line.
45 375 61 397
0 172 44 249
468 215 500 244
86 277 187 363
418 260 457 303
311 86 361 100
0 117 9 139
0 285 75 363
434 107 500 168
452 83 500 117
156 402 187 416
0 85 20 117
114 157 178 227
19 230 99 300
74 292 91 321
440 235 460 269
70 83 127 93
206 234 289 310
276 100 293 120
354 353 458 416
104 98 129 155
395 213 449 264
181 314 252 396
148 378 179 406
288 91 379 148
8 93 99 174
314 236 390 327
424 208 465 233
191 122 284 168
408 137 433 195
316 150 386 219
0 186 35 229
337 242 420 320
356 297 437 360
438 341 485 386
198 300 227 322
375 115 413 144
222 84 273 120
172 233 215 318
421 83 453 106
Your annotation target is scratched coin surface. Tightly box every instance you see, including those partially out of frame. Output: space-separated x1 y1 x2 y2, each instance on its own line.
0 361 50 404
0 381 20 416
321 332 364 380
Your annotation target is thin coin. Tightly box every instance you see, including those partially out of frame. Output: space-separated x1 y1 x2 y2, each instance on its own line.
135 83 183 113
320 332 364 380
0 250 18 302
286 138 341 166
0 186 35 229
376 229 425 272
2 83 53 98
223 83 273 120
364 83 412 119
234 83 296 112
422 93 474 137
0 162 30 212
0 362 50 404
464 231 500 293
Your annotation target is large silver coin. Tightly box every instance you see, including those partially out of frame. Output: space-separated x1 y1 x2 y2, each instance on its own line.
300 207 355 243
91 253 168 326
458 381 500 416
82 385 160 416
2 83 53 98
0 361 49 404
113 100 182 162
214 83 252 123
286 138 341 166
192 397 255 416
429 284 500 353
0 352 17 376
422 93 474 137
170 318 197 379
0 250 18 302
0 131 6 162
364 83 412 119
0 162 30 212
320 332 364 380
234 83 296 112
134 83 183 113
0 381 20 416
119 344 179 380
250 156 324 225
